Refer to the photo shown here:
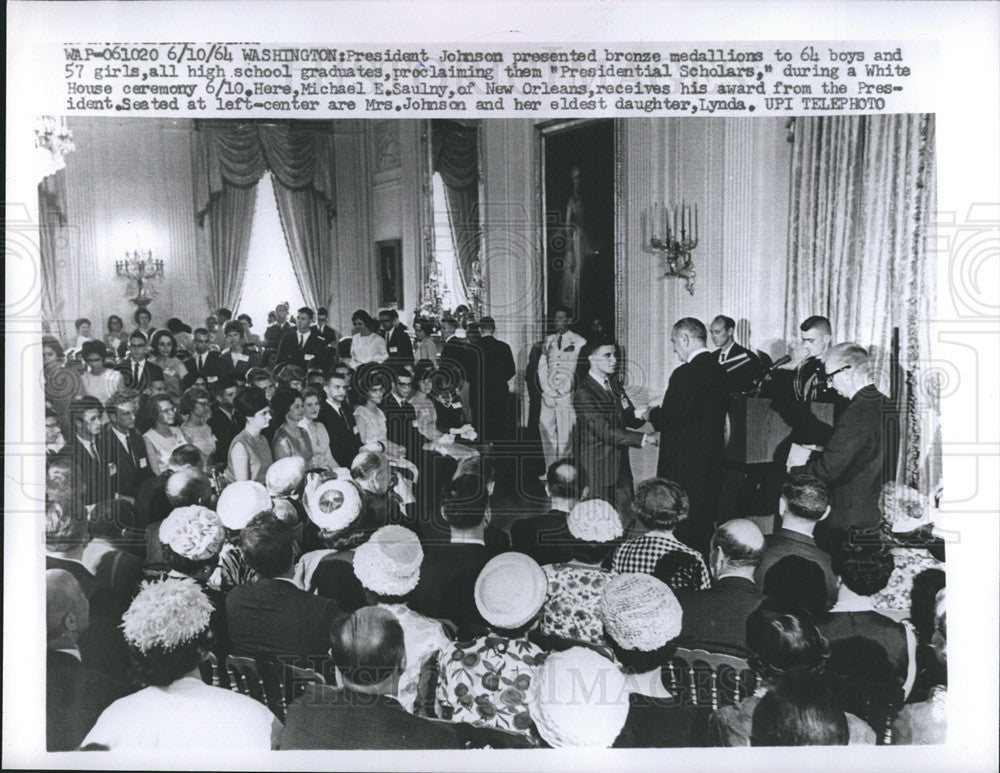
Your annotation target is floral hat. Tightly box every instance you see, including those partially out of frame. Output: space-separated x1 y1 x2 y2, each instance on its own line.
353 525 423 597
599 572 683 652
121 577 213 653
567 499 624 543
158 505 225 562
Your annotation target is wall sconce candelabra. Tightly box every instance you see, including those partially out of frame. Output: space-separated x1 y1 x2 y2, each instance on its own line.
115 250 165 309
645 202 698 295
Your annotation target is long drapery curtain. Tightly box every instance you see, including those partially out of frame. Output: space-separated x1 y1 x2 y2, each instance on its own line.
193 121 337 311
38 170 69 339
432 120 481 309
786 114 938 499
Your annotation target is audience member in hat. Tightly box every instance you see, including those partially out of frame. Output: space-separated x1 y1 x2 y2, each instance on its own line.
134 443 205 532
536 499 623 654
228 387 273 485
528 646 630 748
226 511 341 662
892 588 946 745
433 552 547 738
279 607 463 750
674 519 766 658
265 455 309 526
707 602 875 746
599 573 714 748
750 673 850 746
210 480 271 593
510 458 588 566
143 468 213 576
46 569 127 751
353 526 452 714
410 474 493 639
612 478 710 592
82 578 276 749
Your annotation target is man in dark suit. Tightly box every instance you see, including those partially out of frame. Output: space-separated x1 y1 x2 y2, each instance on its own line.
710 315 762 396
226 512 340 663
475 316 517 442
318 372 362 467
207 376 244 467
647 318 729 553
69 395 112 506
674 519 766 657
182 327 226 385
795 343 896 540
572 339 654 512
439 315 476 416
279 607 463 750
313 307 339 346
116 331 165 394
264 302 293 350
278 307 330 372
99 392 152 501
510 458 587 566
379 308 414 366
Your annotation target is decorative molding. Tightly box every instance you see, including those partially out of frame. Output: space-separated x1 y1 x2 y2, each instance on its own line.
373 120 401 173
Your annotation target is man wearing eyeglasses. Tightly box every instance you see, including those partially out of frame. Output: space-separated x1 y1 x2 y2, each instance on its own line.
99 391 153 501
791 343 895 543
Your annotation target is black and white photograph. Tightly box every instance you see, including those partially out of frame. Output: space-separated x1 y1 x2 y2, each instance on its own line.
5 1 999 770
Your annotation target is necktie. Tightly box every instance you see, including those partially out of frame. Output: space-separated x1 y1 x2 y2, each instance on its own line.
300 334 305 348
557 334 563 350
198 354 204 371
133 361 139 383
719 349 725 364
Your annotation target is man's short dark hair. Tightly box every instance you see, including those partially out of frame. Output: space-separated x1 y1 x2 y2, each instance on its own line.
297 307 315 320
70 395 104 424
799 316 832 336
168 443 204 470
217 308 233 321
745 602 829 680
712 315 736 331
329 606 405 687
673 317 708 343
379 308 399 321
240 511 294 578
762 556 828 617
128 331 148 345
832 528 895 597
631 478 689 530
193 327 210 338
441 474 490 529
780 473 829 521
546 458 587 501
750 674 849 746
479 316 496 331
317 307 328 317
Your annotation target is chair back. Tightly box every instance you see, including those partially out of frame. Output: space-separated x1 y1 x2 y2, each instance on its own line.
666 647 758 711
224 654 325 721
200 651 224 687
225 655 270 708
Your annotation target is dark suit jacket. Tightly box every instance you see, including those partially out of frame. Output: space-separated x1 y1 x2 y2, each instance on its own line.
440 335 476 385
674 575 765 657
116 359 165 393
47 651 129 751
572 374 645 492
280 685 464 749
801 384 894 532
476 335 517 439
71 435 111 506
208 405 244 467
225 577 340 661
277 328 330 371
410 542 488 638
313 324 339 347
217 348 260 382
755 528 838 610
383 324 414 364
648 350 728 473
182 350 227 383
509 508 574 566
612 693 713 748
717 342 762 395
317 400 361 467
818 610 909 686
264 321 292 350
382 394 422 459
98 425 152 500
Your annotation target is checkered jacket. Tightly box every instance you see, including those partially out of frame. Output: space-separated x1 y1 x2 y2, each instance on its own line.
612 530 711 591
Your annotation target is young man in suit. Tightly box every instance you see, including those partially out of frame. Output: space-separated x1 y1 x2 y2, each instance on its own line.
225 512 341 662
183 328 226 385
318 372 361 468
99 391 152 501
674 519 766 657
68 395 111 506
117 331 165 394
439 315 475 419
710 315 762 396
313 307 339 348
207 376 244 467
264 302 293 350
646 317 729 553
475 316 517 443
277 307 329 371
279 607 463 749
379 308 414 365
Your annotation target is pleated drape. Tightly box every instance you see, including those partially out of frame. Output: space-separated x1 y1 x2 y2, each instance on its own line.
432 120 481 304
38 170 69 339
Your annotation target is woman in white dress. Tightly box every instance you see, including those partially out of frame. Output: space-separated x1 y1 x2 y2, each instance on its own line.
347 309 388 367
353 372 406 459
299 386 337 471
141 395 188 476
179 387 217 466
79 340 124 406
150 330 189 398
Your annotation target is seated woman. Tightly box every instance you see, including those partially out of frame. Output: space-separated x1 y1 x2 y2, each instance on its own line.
891 588 946 744
149 330 189 398
104 315 127 361
178 387 217 466
79 341 123 406
750 674 850 746
209 480 271 593
353 366 407 460
536 499 623 655
707 602 876 746
227 387 273 485
141 395 187 477
299 386 336 471
81 577 276 749
269 387 313 463
347 309 389 367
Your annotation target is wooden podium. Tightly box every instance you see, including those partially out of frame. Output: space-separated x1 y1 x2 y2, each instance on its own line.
724 396 835 465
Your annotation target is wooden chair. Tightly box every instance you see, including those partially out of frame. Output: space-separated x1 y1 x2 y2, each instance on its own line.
224 655 325 721
201 651 224 687
666 647 758 711
225 655 270 709
272 661 325 719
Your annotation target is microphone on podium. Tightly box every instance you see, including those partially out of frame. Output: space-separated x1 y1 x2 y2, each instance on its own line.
751 354 793 396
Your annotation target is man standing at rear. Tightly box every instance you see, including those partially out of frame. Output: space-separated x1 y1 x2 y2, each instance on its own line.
537 306 585 476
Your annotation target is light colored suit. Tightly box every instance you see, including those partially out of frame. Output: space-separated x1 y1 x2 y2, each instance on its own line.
537 330 585 468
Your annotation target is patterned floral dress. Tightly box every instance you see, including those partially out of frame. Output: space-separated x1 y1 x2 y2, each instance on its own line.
435 634 546 738
539 562 615 649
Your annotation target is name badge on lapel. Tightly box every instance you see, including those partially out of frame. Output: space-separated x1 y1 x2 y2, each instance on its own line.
304 353 314 361
108 462 117 477
139 458 148 469
207 376 218 383
619 394 630 410
389 347 398 353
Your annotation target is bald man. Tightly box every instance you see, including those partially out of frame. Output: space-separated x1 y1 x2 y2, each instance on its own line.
47 570 123 751
673 519 766 658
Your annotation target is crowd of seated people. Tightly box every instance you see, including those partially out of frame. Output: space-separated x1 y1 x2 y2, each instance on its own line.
42 302 947 751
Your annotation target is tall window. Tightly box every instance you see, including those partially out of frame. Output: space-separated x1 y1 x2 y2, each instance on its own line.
238 173 306 335
431 171 469 313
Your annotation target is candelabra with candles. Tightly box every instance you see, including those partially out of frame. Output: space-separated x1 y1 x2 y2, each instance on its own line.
115 250 165 310
645 202 698 295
